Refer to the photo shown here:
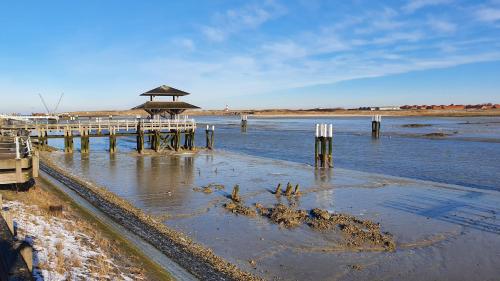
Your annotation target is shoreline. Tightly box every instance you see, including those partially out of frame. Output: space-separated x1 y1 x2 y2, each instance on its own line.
39 152 262 281
67 108 500 118
0 177 173 280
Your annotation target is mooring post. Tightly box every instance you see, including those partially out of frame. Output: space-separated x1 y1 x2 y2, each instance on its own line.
241 114 248 132
321 124 328 167
314 124 319 167
315 123 333 168
137 123 144 154
210 125 215 149
205 125 215 149
109 127 117 153
328 124 333 168
372 115 381 138
205 125 210 149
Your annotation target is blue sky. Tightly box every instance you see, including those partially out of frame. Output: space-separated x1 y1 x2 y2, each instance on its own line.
1 0 500 113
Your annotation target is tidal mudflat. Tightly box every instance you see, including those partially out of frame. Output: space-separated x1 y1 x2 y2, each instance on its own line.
49 150 500 281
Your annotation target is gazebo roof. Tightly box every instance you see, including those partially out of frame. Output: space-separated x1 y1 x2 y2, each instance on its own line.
132 101 200 110
140 85 191 97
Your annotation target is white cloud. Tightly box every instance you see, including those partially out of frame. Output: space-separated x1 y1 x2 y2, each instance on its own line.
201 1 286 42
427 19 456 33
476 7 500 22
173 38 196 51
403 0 453 13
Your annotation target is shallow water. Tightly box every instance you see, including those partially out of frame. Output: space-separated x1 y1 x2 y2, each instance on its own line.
49 150 500 281
49 116 500 191
45 116 500 280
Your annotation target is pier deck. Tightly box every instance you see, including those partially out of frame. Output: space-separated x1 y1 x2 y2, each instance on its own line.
0 118 196 134
0 118 197 153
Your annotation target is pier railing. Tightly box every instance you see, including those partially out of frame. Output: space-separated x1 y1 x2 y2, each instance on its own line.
0 118 197 133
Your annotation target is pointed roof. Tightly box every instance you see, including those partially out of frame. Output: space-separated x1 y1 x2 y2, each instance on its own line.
140 85 190 97
132 101 200 110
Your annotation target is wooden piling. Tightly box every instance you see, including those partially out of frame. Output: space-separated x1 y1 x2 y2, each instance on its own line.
109 127 117 153
372 115 381 138
136 124 144 154
175 130 181 151
81 128 90 153
241 115 248 132
205 125 215 150
153 130 160 152
314 123 333 168
190 130 195 150
64 129 73 153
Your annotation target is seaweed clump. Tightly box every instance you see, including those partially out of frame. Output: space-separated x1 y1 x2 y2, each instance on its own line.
259 203 308 228
193 186 213 194
224 201 256 217
307 208 395 251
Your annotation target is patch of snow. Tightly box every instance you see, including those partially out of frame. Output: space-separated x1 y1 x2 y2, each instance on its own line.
4 200 141 281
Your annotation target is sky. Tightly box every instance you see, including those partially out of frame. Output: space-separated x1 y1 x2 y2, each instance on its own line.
0 0 500 113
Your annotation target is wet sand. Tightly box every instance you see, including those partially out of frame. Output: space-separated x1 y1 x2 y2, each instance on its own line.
49 150 500 281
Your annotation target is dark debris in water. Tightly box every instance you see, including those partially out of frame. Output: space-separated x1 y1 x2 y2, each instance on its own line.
402 123 432 128
225 203 396 251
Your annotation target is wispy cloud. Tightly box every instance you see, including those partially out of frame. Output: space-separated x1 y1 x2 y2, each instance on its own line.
476 7 500 22
403 0 453 13
172 38 196 51
201 1 286 42
427 19 457 33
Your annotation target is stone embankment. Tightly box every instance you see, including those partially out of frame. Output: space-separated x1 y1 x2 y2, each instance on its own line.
40 155 262 281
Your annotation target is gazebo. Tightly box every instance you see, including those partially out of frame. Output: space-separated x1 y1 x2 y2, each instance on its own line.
133 85 200 118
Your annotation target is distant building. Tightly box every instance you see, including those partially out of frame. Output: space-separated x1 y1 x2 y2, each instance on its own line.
378 106 401 111
443 104 465 110
224 104 229 112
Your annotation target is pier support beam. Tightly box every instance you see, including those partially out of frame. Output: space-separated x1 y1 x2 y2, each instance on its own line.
64 129 73 153
152 130 161 152
372 115 381 138
38 129 48 150
175 130 181 151
81 128 90 153
109 127 117 153
137 125 144 154
190 130 195 150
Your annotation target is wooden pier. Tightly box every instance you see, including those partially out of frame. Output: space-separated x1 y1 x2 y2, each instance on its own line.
0 134 38 185
0 118 197 153
1 84 202 154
